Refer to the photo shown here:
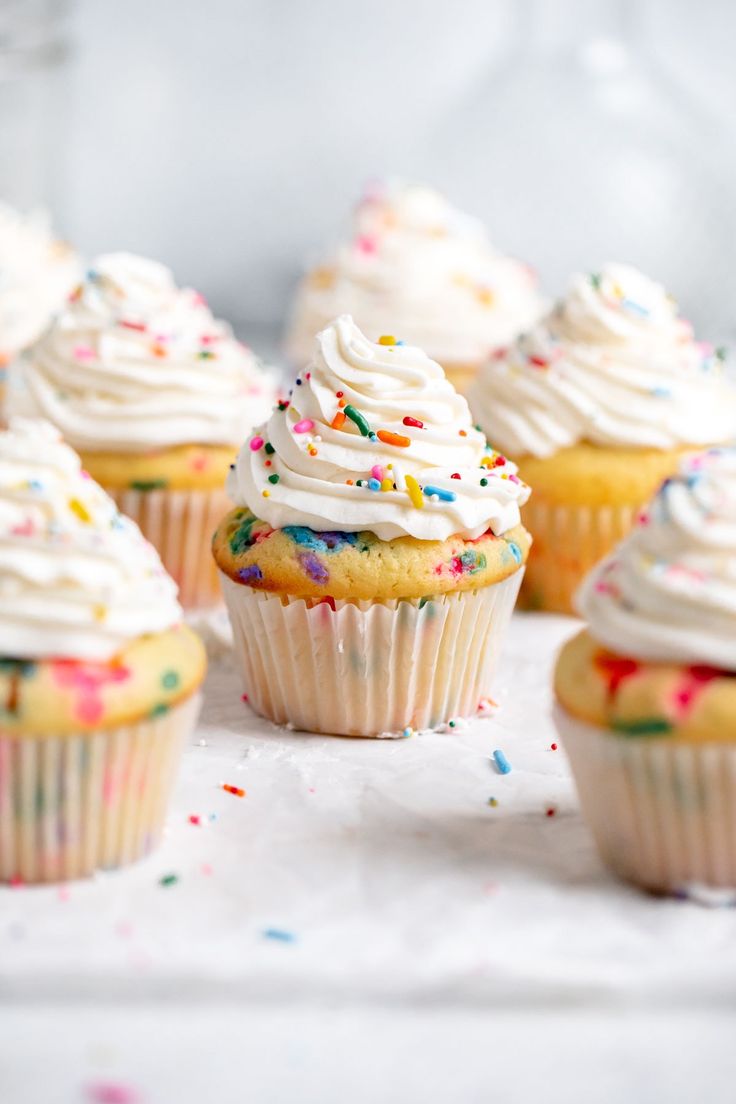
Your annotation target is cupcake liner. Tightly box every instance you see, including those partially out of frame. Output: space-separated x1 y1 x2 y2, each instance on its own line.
220 570 523 737
0 693 201 884
109 486 231 611
519 499 640 614
556 705 736 893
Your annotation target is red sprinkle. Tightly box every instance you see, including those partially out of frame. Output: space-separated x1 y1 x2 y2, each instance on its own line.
546 808 556 817
450 473 461 479
188 814 202 826
551 743 558 750
336 391 344 398
529 355 548 368
120 320 147 332
241 693 249 702
403 416 424 429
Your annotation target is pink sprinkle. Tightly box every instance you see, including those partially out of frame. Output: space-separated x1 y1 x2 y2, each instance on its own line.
355 234 377 255
73 345 96 361
201 863 213 877
370 465 384 481
249 436 264 452
293 418 315 434
85 1082 140 1104
241 693 249 702
508 473 520 484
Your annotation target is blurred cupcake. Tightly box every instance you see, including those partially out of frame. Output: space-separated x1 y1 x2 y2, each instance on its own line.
285 182 543 393
469 263 736 613
7 253 278 610
0 203 80 415
555 449 736 893
0 418 206 883
213 315 530 737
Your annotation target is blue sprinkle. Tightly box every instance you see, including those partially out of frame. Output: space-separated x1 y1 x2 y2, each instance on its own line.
422 485 457 502
652 386 671 398
368 432 378 442
506 541 522 564
295 378 302 385
28 479 43 492
621 298 649 317
492 749 512 775
262 928 297 943
395 340 405 345
367 478 381 491
299 552 329 584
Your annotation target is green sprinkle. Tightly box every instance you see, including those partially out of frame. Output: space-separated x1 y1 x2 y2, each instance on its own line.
716 346 727 362
198 350 215 359
590 272 602 289
278 401 289 411
264 442 275 455
150 703 169 718
159 873 179 887
161 670 179 691
130 479 168 492
268 474 280 484
612 717 673 737
480 478 488 486
344 404 372 437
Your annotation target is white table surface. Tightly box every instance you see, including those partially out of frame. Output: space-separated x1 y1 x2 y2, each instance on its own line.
2 612 735 1104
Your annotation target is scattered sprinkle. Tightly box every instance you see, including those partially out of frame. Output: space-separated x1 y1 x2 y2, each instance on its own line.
331 411 346 430
159 873 179 887
85 1082 140 1104
492 749 511 775
551 743 558 751
293 418 315 434
378 335 397 345
262 928 297 943
249 436 264 451
268 474 280 484
403 416 424 429
488 797 498 807
222 783 246 797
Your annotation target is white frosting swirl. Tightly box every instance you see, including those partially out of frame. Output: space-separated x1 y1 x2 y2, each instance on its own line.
0 418 183 661
577 448 736 668
0 204 80 363
286 182 543 366
469 263 736 459
229 315 530 542
8 252 277 452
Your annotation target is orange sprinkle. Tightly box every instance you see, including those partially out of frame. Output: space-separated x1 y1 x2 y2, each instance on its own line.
331 411 346 430
151 344 167 358
480 456 493 468
222 783 246 798
338 398 347 409
346 479 354 485
459 430 467 437
377 430 410 448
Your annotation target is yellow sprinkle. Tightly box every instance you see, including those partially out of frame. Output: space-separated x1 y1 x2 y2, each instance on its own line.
387 463 393 470
93 605 106 622
380 478 393 492
68 497 92 523
262 490 270 497
480 456 494 468
476 287 495 307
405 474 424 510
378 335 396 346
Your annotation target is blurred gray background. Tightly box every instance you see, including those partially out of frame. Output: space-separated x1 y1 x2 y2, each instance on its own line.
2 0 735 351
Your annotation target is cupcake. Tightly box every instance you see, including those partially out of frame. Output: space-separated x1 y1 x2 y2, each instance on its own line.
0 418 206 883
555 448 736 893
469 263 736 614
285 182 544 393
7 252 278 610
213 315 531 737
0 203 80 415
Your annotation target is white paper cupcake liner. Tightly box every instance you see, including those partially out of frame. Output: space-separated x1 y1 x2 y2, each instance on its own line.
0 693 201 884
519 500 640 614
556 705 736 893
220 570 523 737
109 486 231 611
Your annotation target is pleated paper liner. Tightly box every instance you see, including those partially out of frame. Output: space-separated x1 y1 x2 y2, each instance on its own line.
221 570 523 737
556 705 736 893
518 499 640 614
0 693 201 884
109 486 231 611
